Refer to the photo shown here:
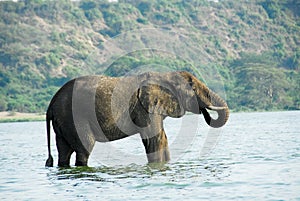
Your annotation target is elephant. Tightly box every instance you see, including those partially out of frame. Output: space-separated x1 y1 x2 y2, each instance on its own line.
45 71 229 167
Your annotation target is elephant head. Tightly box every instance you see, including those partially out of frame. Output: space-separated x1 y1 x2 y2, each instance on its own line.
136 71 229 128
179 71 229 128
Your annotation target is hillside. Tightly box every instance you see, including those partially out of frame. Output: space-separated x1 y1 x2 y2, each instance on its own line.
0 0 299 113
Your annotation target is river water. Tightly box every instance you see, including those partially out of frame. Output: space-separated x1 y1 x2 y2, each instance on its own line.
0 111 299 200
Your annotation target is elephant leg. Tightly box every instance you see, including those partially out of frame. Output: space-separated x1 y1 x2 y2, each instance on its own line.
74 139 95 166
159 129 170 162
141 129 170 163
56 135 74 167
75 150 90 166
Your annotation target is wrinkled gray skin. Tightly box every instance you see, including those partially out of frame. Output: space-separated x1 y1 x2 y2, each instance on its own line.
45 71 229 167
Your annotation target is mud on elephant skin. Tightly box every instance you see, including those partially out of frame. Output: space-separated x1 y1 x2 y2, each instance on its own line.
45 71 229 167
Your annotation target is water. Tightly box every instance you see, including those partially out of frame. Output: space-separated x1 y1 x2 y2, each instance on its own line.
0 111 299 200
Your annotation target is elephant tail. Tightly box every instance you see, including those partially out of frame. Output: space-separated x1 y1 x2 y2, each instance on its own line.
45 109 54 167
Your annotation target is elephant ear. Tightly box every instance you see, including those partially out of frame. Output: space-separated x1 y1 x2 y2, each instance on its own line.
137 83 184 118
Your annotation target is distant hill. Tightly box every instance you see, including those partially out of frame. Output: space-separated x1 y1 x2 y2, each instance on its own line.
0 0 299 112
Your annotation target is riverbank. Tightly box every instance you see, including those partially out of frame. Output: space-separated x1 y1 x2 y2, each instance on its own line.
0 111 45 123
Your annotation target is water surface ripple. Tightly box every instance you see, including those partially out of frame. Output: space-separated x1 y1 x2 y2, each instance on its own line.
0 111 299 200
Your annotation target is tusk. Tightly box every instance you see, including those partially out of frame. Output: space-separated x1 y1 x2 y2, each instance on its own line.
207 105 227 111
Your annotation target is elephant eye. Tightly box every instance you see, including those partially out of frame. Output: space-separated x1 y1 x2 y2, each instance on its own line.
188 76 195 86
190 84 196 91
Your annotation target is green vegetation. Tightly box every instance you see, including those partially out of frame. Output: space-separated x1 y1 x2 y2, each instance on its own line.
0 0 299 113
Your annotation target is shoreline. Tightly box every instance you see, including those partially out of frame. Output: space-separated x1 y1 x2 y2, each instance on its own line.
0 111 45 123
0 110 298 123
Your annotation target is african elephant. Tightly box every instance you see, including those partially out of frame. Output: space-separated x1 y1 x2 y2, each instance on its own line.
45 71 229 167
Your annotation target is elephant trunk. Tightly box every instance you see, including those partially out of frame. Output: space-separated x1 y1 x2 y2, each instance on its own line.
201 90 229 128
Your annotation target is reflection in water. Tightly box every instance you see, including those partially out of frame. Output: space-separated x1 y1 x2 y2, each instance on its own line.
51 164 157 181
49 160 230 184
1 111 300 200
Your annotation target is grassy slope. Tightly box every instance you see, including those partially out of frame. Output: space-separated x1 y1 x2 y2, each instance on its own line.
0 0 299 113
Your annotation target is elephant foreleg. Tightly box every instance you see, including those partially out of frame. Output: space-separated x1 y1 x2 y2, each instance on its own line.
141 129 170 163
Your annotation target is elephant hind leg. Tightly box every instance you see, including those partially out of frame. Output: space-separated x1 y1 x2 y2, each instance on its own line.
74 140 95 166
56 135 74 167
75 151 90 166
